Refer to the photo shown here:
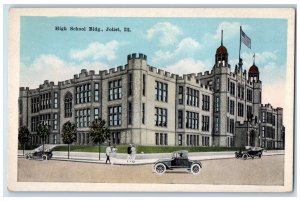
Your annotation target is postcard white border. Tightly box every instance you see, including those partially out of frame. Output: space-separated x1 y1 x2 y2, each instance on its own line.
7 8 295 192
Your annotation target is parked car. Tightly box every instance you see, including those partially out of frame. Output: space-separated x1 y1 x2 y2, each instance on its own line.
25 145 56 160
235 146 264 160
153 150 202 175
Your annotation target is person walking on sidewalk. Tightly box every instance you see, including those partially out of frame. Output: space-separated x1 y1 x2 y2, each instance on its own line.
127 144 132 163
111 145 118 165
105 145 111 164
131 144 136 163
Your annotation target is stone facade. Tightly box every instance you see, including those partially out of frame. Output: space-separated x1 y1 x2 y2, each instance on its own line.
18 46 285 149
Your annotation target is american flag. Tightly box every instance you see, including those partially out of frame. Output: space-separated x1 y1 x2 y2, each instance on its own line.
241 29 251 49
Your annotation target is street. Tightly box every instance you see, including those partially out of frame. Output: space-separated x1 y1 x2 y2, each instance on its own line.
18 155 284 185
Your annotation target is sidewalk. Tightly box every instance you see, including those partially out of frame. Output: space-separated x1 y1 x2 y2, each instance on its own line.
18 150 284 165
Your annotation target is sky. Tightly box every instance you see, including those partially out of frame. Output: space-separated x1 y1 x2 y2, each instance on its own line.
20 17 287 108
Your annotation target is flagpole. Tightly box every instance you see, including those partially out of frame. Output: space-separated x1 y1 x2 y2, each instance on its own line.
239 26 242 61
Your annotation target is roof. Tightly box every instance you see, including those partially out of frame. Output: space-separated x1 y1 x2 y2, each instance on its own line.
249 64 259 74
216 45 228 54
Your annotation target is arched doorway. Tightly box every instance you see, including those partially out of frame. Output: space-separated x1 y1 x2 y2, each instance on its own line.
249 130 256 147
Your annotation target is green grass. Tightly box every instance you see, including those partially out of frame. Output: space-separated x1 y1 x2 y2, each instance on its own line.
52 145 240 154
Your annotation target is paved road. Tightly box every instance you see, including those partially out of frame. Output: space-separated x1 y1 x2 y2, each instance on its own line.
18 155 284 185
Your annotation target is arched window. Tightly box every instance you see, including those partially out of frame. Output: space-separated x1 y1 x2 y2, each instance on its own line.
64 92 72 118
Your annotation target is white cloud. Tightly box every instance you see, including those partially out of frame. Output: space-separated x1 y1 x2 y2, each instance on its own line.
146 22 182 46
20 54 109 88
152 37 202 64
203 22 250 45
164 58 211 75
70 40 120 61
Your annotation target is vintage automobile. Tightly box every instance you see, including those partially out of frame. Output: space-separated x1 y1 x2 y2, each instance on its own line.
235 146 264 160
25 144 56 160
153 150 202 175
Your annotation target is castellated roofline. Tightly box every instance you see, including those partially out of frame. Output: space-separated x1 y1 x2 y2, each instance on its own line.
261 103 283 111
127 53 147 61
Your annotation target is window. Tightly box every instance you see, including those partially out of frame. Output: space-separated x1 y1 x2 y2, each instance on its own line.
238 102 244 117
227 78 230 91
76 83 91 104
128 74 133 96
54 92 58 108
187 134 199 146
31 116 39 132
94 83 99 102
40 93 51 110
215 97 220 112
230 82 235 96
247 105 253 120
186 111 199 129
202 95 210 111
229 119 234 134
202 136 210 146
202 115 209 132
31 97 39 113
186 87 199 107
142 103 145 124
108 106 122 126
238 86 244 99
109 79 122 101
128 102 132 125
178 86 183 104
75 109 91 128
94 108 99 120
155 107 167 127
178 110 183 129
178 134 182 146
230 100 235 115
262 126 265 138
267 112 272 124
111 132 121 144
53 113 58 130
155 133 168 145
64 92 72 118
155 81 168 102
227 97 229 113
247 89 253 102
143 74 146 96
227 117 229 132
215 116 219 133
215 77 220 91
40 114 51 125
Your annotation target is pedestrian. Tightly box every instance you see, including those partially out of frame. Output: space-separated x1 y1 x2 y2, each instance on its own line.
105 145 111 164
111 145 118 165
131 144 136 163
127 144 132 163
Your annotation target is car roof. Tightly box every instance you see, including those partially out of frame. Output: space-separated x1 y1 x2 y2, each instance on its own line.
174 150 188 154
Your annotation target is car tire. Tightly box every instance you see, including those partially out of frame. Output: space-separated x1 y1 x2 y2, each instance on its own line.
154 163 166 174
235 152 239 159
242 154 248 160
191 164 201 175
42 155 48 160
258 154 262 158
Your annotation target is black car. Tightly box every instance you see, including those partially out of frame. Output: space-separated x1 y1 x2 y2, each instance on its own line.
153 150 202 175
25 145 55 160
235 146 264 160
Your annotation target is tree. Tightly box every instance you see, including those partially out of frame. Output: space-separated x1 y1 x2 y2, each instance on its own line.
37 122 50 152
89 119 110 160
62 121 77 159
18 126 30 155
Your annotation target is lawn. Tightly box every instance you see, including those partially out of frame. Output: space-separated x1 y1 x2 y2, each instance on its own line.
52 145 239 153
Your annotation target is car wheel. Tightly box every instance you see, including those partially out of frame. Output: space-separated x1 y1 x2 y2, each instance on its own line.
154 163 166 174
242 154 248 160
258 154 262 158
191 164 201 175
235 152 239 159
42 155 48 160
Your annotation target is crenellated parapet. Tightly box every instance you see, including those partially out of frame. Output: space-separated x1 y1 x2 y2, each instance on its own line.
147 65 177 81
127 53 147 61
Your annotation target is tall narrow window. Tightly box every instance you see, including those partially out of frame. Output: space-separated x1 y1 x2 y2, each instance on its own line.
230 100 235 115
155 81 168 102
94 108 99 120
94 83 99 102
202 115 209 132
142 103 145 124
247 89 253 102
216 77 220 91
54 92 58 108
128 102 132 125
186 87 199 107
53 113 58 130
262 111 266 123
178 86 183 104
178 134 182 146
108 106 122 126
178 110 183 129
155 107 167 127
64 92 72 118
215 116 219 133
215 97 220 112
128 74 133 96
202 95 210 111
142 74 146 96
238 103 244 117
